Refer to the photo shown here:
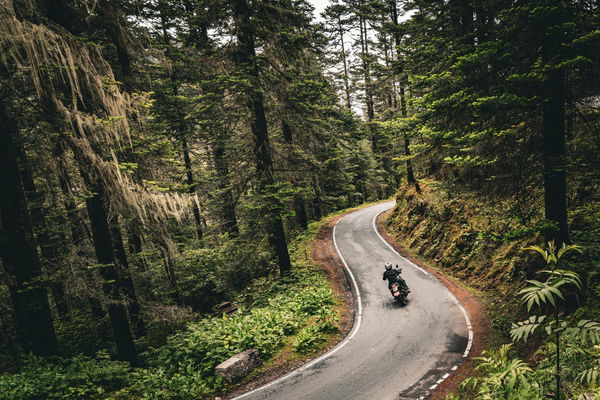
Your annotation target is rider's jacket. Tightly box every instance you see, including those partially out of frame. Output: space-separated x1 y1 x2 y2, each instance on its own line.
383 269 402 284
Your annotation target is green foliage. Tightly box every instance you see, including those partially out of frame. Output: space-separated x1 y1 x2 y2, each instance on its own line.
118 268 336 399
463 242 600 399
510 315 547 342
54 308 110 357
114 367 217 400
293 324 325 354
0 251 337 400
0 353 130 400
522 243 583 266
474 345 535 396
519 280 566 310
175 241 272 312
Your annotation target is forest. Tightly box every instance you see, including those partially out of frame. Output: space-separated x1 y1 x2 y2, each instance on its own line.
0 0 599 399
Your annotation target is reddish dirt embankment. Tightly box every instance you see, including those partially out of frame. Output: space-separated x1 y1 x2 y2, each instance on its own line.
311 213 356 337
377 209 491 400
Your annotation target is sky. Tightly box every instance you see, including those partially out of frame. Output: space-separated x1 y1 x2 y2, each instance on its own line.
308 0 329 20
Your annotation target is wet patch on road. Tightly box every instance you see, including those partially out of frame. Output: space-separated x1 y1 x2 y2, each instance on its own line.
395 354 464 400
446 332 468 354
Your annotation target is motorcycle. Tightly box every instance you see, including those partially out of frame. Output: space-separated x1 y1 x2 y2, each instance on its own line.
389 281 409 306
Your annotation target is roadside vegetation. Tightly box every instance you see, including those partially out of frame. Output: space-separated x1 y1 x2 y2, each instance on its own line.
0 217 342 400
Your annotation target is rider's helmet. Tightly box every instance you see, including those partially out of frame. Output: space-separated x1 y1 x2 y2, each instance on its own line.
384 262 393 270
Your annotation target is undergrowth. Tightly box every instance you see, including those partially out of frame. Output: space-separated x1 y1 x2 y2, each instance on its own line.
0 213 344 400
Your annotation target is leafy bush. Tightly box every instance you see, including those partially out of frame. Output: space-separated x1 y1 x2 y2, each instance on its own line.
122 269 337 399
0 353 130 400
176 241 272 313
111 367 218 400
456 243 600 400
293 324 325 353
54 308 111 357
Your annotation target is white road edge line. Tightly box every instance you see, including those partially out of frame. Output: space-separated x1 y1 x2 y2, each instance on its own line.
230 211 364 400
446 293 473 358
370 209 430 277
371 205 475 394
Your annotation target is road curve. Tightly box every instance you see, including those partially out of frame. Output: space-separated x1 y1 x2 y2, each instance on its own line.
233 201 472 400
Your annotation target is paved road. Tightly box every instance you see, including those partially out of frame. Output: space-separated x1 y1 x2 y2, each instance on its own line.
233 201 472 400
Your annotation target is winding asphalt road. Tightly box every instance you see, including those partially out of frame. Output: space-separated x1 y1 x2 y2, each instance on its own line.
233 201 472 400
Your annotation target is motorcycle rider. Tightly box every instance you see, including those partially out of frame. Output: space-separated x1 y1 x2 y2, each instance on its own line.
382 262 409 292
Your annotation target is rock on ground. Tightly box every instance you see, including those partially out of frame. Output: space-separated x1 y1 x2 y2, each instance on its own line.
216 349 261 384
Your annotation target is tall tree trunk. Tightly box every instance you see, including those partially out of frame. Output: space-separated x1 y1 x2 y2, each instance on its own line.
81 170 138 365
542 7 569 246
233 0 292 275
127 226 158 302
54 142 89 244
399 85 419 192
312 177 323 220
43 0 79 34
359 11 382 195
282 121 308 230
181 137 203 240
53 143 106 322
183 0 209 48
110 217 146 337
0 99 58 357
162 250 182 305
98 0 132 86
338 17 352 111
0 266 21 365
391 0 420 193
359 15 375 124
212 136 240 237
382 30 394 109
15 142 69 319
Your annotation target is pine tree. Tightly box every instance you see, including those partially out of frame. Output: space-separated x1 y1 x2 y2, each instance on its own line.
232 0 292 275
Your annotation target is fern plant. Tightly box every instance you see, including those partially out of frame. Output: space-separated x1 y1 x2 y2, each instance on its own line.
509 242 582 400
446 242 600 400
456 344 541 400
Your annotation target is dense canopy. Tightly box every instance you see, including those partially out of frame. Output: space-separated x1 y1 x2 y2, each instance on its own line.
1 0 599 399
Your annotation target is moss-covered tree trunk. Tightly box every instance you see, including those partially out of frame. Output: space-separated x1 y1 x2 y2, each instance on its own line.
81 172 138 365
110 217 146 337
15 141 69 319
